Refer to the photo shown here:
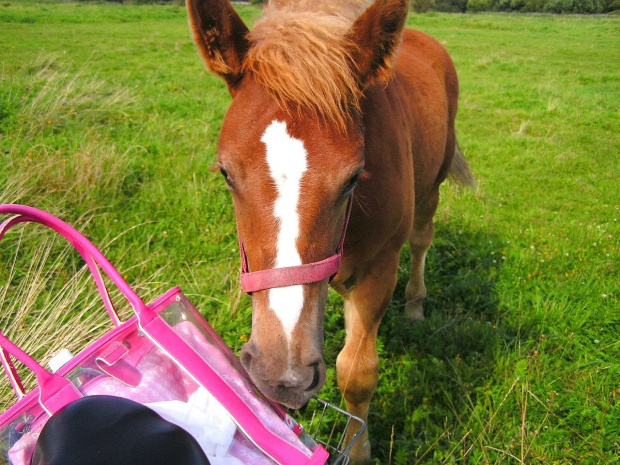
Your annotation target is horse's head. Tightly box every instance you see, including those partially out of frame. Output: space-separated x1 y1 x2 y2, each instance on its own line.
187 0 408 408
217 92 364 408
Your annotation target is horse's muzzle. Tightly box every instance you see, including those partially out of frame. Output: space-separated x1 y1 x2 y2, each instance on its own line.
240 343 326 409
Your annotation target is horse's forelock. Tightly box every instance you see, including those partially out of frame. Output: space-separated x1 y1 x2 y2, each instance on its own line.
243 1 371 131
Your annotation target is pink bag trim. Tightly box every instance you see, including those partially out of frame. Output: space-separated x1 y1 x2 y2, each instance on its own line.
0 320 140 430
308 448 331 464
37 379 82 416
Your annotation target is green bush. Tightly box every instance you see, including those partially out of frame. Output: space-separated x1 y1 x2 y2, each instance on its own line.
606 0 620 10
508 0 526 9
437 0 618 11
411 0 437 12
435 0 469 12
80 0 620 13
467 0 495 12
544 0 605 12
521 0 548 11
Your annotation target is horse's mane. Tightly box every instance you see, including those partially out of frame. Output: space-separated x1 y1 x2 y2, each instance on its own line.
243 0 371 130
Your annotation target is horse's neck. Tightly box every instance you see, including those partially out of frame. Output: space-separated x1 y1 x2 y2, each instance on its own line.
362 77 411 139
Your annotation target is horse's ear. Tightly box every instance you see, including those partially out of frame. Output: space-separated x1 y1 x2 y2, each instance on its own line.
347 0 409 88
187 0 250 94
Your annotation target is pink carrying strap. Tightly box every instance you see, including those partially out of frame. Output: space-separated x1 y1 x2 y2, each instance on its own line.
1 214 121 326
0 205 155 324
239 197 353 293
0 204 158 410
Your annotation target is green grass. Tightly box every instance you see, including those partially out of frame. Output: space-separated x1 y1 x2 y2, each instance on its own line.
1 2 619 463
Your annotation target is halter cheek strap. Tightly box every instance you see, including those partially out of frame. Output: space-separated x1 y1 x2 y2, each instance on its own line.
239 197 353 294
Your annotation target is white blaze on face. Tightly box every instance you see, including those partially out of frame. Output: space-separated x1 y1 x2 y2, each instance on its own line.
261 120 308 340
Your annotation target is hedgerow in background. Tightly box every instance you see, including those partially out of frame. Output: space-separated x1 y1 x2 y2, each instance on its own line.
32 0 619 13
432 0 618 12
411 0 438 13
0 2 619 464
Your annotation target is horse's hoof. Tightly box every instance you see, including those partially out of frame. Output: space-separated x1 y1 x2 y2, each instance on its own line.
406 299 425 321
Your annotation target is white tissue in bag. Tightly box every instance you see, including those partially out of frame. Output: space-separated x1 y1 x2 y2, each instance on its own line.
147 387 242 465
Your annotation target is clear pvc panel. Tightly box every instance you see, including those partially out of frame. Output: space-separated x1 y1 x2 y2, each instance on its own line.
158 294 321 462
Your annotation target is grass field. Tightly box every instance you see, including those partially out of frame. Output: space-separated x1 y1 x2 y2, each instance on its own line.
0 1 619 463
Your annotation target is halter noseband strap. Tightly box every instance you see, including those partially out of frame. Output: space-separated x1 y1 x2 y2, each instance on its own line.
239 197 353 294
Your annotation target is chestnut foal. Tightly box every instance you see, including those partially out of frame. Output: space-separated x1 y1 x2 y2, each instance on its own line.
186 0 474 462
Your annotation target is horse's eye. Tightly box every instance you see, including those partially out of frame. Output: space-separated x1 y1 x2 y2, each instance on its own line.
219 168 233 189
343 172 361 196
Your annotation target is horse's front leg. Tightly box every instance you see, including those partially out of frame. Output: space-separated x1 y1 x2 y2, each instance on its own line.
335 252 400 465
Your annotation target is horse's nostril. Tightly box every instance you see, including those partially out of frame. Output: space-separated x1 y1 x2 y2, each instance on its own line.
305 363 321 392
239 341 259 371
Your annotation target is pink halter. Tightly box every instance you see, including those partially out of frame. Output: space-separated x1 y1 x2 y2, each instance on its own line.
239 198 353 294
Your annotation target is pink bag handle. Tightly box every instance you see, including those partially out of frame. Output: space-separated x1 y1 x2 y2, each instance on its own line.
0 205 158 409
1 347 26 399
0 205 154 322
1 214 121 326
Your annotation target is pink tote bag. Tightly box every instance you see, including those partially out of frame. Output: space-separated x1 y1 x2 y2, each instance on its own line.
0 204 329 465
